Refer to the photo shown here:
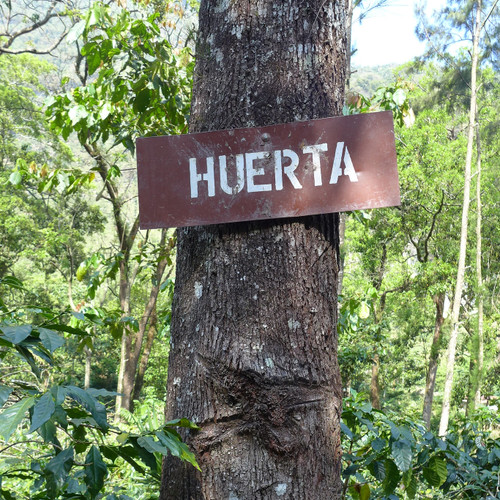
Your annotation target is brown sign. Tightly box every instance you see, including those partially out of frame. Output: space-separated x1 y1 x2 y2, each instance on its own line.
136 111 400 228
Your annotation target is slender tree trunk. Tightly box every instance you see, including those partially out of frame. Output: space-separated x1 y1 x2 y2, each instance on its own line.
121 230 173 411
467 118 484 414
439 0 481 437
370 352 381 410
160 1 347 498
422 293 445 429
132 310 158 403
84 345 92 389
474 127 484 409
369 243 386 409
115 259 132 415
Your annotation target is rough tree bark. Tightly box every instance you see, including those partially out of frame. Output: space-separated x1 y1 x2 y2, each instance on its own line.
160 1 347 498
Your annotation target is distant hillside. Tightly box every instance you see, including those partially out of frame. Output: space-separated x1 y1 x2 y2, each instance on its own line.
350 64 399 96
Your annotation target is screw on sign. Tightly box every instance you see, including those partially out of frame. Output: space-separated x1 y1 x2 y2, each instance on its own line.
136 111 400 229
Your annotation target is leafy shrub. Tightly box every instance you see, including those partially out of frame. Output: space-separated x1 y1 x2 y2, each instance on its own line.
0 276 199 499
341 390 500 499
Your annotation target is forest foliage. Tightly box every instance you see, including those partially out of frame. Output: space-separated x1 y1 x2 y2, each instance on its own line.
0 0 499 498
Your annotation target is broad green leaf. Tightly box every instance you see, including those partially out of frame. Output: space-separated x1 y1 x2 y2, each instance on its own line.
66 19 86 44
156 430 200 470
134 88 151 113
50 385 68 405
38 328 65 353
87 49 102 75
84 445 107 498
15 345 41 377
423 456 448 487
368 460 386 481
392 88 407 106
99 102 113 120
360 483 370 500
0 385 13 408
66 386 108 430
44 447 74 497
44 323 87 336
29 392 56 433
0 397 35 442
137 435 170 456
127 436 158 473
340 422 353 440
382 459 400 495
0 325 32 344
100 444 145 474
405 472 418 498
392 438 412 472
68 105 88 125
0 276 24 290
359 301 370 319
8 171 22 186
38 419 61 447
371 437 387 453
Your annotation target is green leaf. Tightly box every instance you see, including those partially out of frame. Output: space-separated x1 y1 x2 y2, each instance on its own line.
87 49 102 75
8 171 22 186
341 422 353 440
66 20 86 44
371 437 387 453
84 445 107 498
423 456 448 487
392 88 407 106
44 447 74 497
156 430 200 470
0 276 24 290
0 397 35 442
137 435 170 456
134 88 151 113
382 459 400 495
44 323 87 336
38 328 65 353
368 460 386 481
68 105 88 125
100 445 145 474
0 385 13 408
38 419 61 447
0 325 33 344
391 438 412 472
405 471 417 499
165 418 200 430
66 385 108 430
360 483 370 500
29 392 56 433
99 102 113 120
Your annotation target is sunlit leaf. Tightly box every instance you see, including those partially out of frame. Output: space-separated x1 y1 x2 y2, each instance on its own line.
0 397 35 442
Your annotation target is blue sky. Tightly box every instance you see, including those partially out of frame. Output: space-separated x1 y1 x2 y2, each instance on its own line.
351 0 446 67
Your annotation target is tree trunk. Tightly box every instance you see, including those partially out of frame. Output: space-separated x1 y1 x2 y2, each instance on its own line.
474 125 484 409
370 352 381 410
132 310 158 403
121 230 173 411
115 259 132 414
438 0 481 437
467 115 484 415
160 1 347 498
422 293 445 429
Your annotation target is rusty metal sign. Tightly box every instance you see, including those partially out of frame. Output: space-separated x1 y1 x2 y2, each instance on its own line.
136 111 400 228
